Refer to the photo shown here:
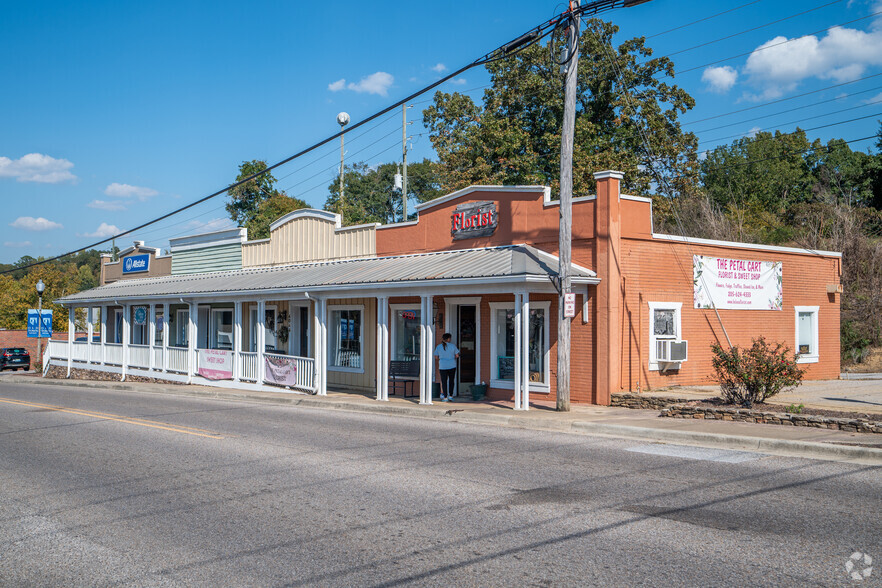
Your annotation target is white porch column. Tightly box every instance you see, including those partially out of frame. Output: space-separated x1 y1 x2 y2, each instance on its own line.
148 303 156 373
162 302 169 373
67 306 75 378
520 291 530 411
316 297 328 395
376 296 389 401
121 304 130 382
256 300 266 386
419 295 433 405
233 300 242 383
100 305 107 365
187 301 196 383
86 307 94 364
513 293 523 410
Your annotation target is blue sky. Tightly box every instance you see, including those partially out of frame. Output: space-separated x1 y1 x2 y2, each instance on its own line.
2 0 881 263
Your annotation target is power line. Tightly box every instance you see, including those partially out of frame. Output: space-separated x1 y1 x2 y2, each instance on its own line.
699 108 882 147
644 0 765 39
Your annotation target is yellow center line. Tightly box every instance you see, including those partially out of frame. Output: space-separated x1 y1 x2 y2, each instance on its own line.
0 397 224 439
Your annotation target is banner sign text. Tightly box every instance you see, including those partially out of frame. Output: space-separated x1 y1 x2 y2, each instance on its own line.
693 255 783 310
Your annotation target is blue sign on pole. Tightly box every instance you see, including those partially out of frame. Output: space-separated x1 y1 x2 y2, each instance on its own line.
122 253 150 274
27 309 53 338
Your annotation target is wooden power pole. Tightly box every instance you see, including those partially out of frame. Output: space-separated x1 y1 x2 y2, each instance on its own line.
557 2 580 412
402 104 409 222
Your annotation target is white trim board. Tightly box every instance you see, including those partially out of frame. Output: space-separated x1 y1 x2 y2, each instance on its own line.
651 233 842 258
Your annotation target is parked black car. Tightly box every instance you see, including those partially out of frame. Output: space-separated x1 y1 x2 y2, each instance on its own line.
0 348 30 371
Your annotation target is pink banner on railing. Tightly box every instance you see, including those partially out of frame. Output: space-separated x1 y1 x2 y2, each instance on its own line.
198 349 233 380
265 355 298 386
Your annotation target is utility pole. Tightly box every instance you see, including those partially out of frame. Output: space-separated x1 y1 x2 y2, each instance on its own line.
402 104 409 222
557 1 580 412
336 112 350 220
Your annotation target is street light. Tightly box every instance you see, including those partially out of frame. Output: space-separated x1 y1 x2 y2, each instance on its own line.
337 112 350 220
35 279 45 374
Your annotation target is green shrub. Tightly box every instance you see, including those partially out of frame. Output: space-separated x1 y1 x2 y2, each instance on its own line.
711 336 806 407
785 403 804 414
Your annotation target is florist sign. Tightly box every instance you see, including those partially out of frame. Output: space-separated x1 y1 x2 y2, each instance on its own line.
693 255 782 310
452 201 497 240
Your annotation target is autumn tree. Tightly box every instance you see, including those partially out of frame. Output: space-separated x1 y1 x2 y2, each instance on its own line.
225 159 309 239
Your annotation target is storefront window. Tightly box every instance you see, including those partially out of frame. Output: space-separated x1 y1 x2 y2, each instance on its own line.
490 302 549 388
648 302 681 370
212 309 233 350
154 311 164 345
330 306 363 370
392 308 420 361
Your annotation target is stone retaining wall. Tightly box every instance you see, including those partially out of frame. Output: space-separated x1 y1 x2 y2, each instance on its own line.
661 404 881 434
44 366 184 385
611 393 693 410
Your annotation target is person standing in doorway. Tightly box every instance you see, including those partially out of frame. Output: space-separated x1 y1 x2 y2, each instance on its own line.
434 333 460 402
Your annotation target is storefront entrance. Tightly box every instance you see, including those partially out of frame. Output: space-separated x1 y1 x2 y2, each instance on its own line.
455 304 477 397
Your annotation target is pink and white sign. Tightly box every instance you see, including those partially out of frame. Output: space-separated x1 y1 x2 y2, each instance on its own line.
693 255 783 311
198 349 233 380
265 355 298 386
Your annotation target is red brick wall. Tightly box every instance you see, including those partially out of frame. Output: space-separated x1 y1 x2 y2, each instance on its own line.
618 237 841 391
0 330 89 366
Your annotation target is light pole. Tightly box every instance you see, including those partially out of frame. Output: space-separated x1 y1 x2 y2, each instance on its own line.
337 111 350 221
35 278 45 373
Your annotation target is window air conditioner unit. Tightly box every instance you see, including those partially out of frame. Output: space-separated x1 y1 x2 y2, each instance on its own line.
657 340 688 363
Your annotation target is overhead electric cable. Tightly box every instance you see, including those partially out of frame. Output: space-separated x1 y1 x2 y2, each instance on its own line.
699 109 882 146
6 0 643 275
644 0 764 39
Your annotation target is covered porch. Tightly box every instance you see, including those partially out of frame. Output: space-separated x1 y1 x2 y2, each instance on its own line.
52 245 598 409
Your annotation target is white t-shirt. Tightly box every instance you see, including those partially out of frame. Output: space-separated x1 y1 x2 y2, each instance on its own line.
434 342 460 370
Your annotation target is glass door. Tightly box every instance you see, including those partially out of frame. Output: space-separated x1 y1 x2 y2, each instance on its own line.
457 305 477 396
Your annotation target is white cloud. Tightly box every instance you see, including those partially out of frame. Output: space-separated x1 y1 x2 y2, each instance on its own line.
184 217 237 234
743 11 882 99
4 240 32 247
449 78 467 85
87 199 127 211
79 222 120 238
328 78 346 92
9 216 63 231
0 153 76 183
431 63 447 73
104 182 158 200
347 72 394 96
701 66 738 93
746 127 762 138
864 91 882 104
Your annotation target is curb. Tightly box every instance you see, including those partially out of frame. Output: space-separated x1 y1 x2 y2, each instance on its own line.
4 375 882 465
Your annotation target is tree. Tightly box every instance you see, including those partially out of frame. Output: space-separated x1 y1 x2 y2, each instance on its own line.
325 159 443 225
422 18 699 198
225 160 282 227
246 192 309 239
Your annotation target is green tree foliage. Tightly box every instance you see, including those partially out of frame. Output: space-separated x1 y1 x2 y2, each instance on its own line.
423 18 699 198
325 159 443 225
224 159 309 239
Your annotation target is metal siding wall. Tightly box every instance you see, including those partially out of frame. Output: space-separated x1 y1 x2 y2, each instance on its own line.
242 217 376 267
172 243 243 275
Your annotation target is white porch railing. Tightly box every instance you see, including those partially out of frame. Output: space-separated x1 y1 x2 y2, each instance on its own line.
239 352 259 382
105 343 123 365
167 347 188 373
265 352 316 392
129 344 150 369
71 341 88 362
152 346 163 369
48 339 68 360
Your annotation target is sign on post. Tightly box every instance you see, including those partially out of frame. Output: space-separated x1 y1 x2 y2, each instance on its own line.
563 292 576 318
27 309 53 338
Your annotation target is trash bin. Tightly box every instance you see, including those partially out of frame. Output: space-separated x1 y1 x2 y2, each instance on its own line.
470 384 487 401
432 383 441 399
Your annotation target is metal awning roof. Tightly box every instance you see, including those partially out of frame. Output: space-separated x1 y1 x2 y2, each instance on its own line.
57 244 598 304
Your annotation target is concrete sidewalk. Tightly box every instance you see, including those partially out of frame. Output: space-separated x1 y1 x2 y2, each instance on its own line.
646 377 882 414
2 372 881 465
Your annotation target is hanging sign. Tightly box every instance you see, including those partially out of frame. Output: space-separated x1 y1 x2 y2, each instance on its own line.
563 293 576 318
693 255 783 310
134 306 148 326
197 349 233 380
265 355 298 386
122 253 150 274
27 309 53 338
451 201 497 240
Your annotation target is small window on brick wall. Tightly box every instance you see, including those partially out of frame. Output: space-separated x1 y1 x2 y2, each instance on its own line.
794 306 819 364
648 302 682 371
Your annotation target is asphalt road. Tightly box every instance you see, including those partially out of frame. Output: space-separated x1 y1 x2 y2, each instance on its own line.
0 381 879 587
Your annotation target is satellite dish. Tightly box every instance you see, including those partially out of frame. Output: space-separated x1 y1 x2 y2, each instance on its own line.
337 112 350 127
